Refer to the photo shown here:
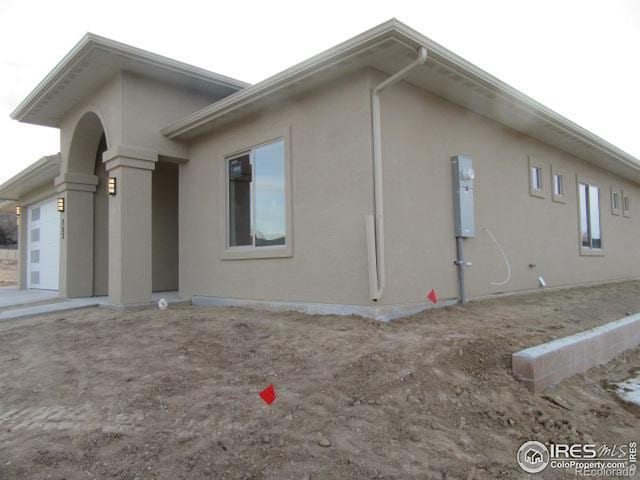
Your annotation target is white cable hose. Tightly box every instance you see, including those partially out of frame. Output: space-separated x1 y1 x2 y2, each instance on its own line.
484 227 511 286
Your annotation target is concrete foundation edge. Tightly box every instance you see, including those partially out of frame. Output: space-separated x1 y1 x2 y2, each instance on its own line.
191 295 458 321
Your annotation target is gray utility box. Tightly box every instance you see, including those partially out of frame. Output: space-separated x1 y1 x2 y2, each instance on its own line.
451 155 475 237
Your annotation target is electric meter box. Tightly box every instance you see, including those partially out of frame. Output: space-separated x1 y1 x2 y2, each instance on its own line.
451 155 475 237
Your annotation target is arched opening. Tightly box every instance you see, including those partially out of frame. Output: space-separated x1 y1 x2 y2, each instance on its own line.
65 111 109 297
67 112 107 175
93 134 109 296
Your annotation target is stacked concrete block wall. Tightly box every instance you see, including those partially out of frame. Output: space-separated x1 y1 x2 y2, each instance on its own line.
512 313 640 392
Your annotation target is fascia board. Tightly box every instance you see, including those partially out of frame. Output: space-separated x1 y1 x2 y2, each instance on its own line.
10 33 250 125
163 18 640 176
0 154 61 200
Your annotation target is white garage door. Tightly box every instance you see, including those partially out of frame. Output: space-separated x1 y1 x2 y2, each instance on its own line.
27 197 60 291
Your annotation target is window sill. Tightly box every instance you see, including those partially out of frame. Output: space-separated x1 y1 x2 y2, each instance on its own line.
623 211 631 218
612 209 621 216
220 245 292 260
529 189 545 199
552 194 566 204
580 247 605 257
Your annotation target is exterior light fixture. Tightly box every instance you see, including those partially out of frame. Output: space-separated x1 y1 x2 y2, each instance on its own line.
108 177 117 195
15 206 21 216
57 197 65 212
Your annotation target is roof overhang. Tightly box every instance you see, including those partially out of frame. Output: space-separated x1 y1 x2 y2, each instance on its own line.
163 18 640 183
11 34 250 127
0 200 16 213
0 154 61 201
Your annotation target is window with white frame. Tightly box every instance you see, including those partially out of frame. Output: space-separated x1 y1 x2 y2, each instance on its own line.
227 138 286 249
531 166 542 191
612 190 620 213
578 182 602 249
623 192 631 217
553 173 563 196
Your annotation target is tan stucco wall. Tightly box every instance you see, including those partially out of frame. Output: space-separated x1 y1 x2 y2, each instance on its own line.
375 69 640 304
55 71 217 300
181 66 640 308
120 73 220 160
152 162 179 292
60 74 123 173
179 70 374 304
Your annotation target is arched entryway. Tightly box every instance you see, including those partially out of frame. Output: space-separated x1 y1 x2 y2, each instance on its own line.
58 111 109 298
60 109 176 305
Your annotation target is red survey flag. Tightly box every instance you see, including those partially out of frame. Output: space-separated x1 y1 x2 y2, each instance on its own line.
427 289 438 304
259 384 276 405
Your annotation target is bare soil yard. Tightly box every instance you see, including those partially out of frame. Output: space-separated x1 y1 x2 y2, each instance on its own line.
0 281 639 479
0 259 16 287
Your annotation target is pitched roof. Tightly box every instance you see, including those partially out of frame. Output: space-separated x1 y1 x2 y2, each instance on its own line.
11 33 249 127
0 154 61 201
163 18 640 183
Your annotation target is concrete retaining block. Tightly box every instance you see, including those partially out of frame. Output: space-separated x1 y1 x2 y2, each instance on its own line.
512 313 640 392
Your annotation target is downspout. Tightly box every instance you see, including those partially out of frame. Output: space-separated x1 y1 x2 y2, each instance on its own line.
367 46 428 301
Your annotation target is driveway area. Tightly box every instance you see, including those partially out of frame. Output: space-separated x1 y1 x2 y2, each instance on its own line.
0 282 639 479
0 287 60 309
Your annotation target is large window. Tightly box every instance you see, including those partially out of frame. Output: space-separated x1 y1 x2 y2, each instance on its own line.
227 139 286 249
579 182 602 249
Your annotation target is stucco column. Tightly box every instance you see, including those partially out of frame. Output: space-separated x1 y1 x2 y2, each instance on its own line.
104 146 157 306
55 173 99 297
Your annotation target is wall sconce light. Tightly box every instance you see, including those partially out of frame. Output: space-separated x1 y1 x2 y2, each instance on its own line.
57 197 65 212
108 177 117 195
15 206 21 217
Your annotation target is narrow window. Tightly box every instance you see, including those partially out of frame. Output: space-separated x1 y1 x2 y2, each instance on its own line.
531 166 542 191
228 154 252 247
228 139 286 249
254 140 286 246
623 194 631 217
579 182 602 249
613 192 619 211
553 173 563 196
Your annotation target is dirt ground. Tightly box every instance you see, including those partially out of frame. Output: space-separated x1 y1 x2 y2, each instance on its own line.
0 259 16 287
0 281 639 480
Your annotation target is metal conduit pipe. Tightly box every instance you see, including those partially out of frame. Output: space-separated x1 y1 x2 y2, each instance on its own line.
366 46 428 301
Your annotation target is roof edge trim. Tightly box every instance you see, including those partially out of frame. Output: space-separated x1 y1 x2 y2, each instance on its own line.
10 33 250 124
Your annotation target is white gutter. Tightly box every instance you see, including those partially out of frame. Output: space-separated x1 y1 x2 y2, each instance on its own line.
367 46 428 301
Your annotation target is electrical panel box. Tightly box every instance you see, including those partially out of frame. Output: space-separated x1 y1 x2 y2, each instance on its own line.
451 155 475 237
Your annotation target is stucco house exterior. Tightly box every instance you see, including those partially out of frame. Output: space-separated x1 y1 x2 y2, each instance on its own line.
1 19 639 320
